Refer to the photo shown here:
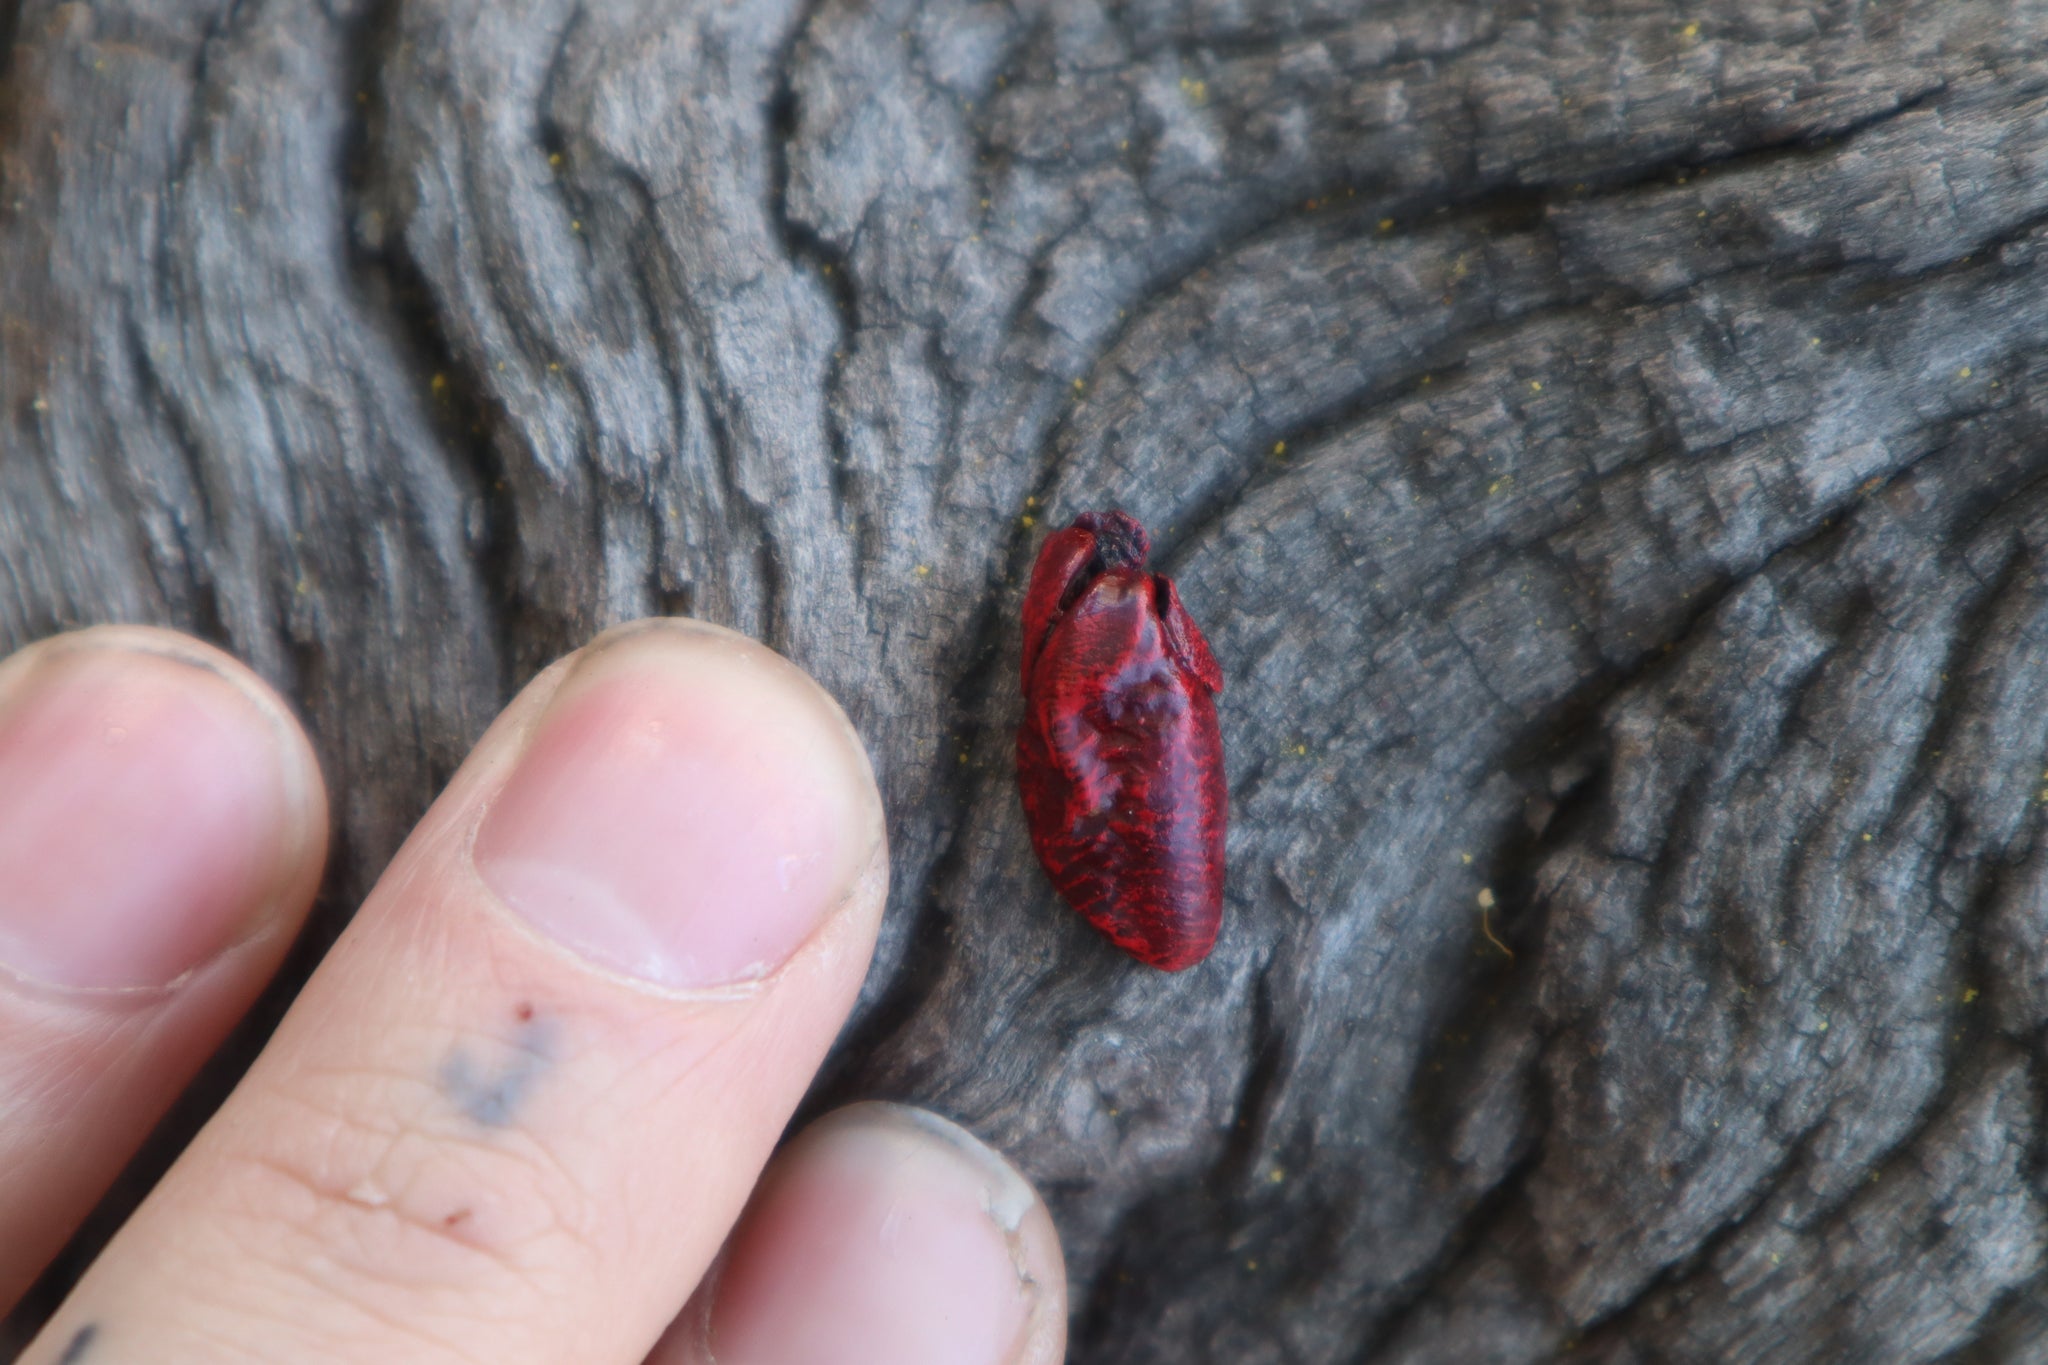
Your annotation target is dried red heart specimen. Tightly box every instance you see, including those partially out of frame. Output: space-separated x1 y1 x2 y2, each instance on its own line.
1016 509 1226 970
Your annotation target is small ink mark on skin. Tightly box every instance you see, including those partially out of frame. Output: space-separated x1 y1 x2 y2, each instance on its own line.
55 1324 98 1365
439 1014 558 1128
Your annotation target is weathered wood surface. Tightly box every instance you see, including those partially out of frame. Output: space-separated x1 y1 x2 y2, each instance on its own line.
7 0 2048 1359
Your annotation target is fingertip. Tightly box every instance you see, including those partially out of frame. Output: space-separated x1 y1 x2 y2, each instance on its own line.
473 617 887 993
663 1102 1067 1365
0 625 327 993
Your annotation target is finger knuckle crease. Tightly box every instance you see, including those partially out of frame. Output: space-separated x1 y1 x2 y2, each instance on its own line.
218 1079 596 1302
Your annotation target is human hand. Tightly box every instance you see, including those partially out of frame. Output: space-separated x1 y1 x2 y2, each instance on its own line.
0 621 1066 1364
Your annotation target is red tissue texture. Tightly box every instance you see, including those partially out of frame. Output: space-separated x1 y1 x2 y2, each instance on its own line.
1016 510 1227 971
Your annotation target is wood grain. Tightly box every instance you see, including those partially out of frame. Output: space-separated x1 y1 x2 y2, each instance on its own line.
6 1 2048 1359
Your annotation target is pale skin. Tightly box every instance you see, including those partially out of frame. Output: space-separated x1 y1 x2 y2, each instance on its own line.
0 620 1067 1365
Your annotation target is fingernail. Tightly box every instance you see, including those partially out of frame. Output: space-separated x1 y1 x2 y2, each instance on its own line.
702 1103 1063 1365
0 635 319 990
473 621 882 990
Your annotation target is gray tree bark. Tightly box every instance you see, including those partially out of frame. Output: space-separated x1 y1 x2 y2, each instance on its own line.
5 0 2048 1360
